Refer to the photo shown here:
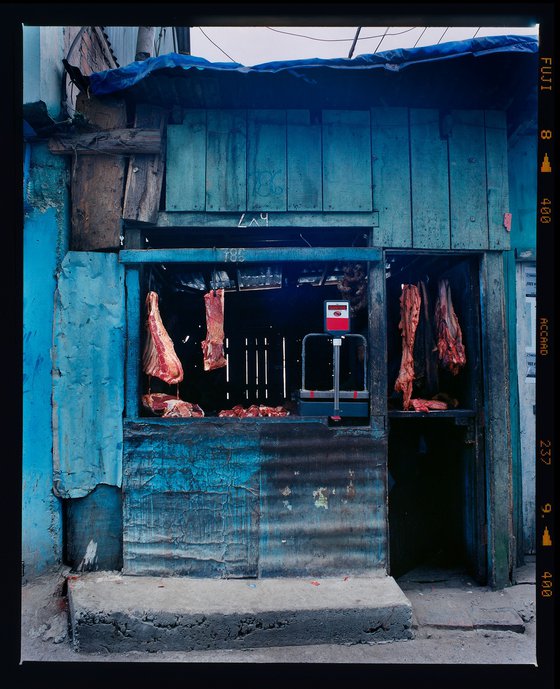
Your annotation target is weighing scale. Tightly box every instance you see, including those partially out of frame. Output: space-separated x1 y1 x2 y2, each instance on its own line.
296 300 369 418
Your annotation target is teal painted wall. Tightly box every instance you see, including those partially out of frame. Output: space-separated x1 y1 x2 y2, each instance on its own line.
508 134 537 251
166 108 509 252
23 143 70 577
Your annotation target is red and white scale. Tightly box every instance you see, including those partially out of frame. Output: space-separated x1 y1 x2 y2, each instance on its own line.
297 300 369 419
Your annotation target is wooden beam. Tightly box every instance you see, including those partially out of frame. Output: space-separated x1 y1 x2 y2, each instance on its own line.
119 247 382 264
49 128 162 156
156 211 379 229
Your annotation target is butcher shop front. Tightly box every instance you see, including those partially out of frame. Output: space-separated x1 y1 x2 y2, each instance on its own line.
50 35 538 590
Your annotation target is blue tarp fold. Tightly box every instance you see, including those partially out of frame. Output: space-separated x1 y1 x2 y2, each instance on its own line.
89 34 538 96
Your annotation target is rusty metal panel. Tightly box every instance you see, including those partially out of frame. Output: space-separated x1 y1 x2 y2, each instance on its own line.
123 419 387 578
259 423 387 576
52 252 125 499
123 420 261 577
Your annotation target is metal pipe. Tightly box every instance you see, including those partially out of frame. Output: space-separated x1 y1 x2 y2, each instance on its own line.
176 27 191 55
333 338 342 416
348 27 362 58
135 27 156 61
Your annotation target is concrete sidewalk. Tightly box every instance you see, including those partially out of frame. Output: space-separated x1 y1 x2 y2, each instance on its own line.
67 572 413 653
19 557 537 664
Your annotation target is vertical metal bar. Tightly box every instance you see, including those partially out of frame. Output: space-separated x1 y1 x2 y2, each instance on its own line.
125 267 141 418
333 337 342 416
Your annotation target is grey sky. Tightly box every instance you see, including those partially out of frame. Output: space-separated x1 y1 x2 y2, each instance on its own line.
188 25 539 66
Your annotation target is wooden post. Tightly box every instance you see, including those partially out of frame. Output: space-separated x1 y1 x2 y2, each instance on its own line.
123 105 168 224
480 251 513 588
71 93 127 250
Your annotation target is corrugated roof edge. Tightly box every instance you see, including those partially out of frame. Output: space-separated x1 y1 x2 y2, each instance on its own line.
88 34 538 96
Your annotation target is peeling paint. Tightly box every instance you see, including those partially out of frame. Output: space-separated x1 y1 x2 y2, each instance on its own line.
78 539 98 572
52 252 125 498
313 487 329 510
282 500 293 511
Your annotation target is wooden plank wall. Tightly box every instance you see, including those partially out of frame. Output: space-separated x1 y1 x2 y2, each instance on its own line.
165 108 510 251
322 110 372 211
449 110 488 250
371 107 411 247
71 94 127 250
247 110 287 211
287 110 322 211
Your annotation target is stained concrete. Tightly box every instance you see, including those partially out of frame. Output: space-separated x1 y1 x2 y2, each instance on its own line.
67 573 413 652
19 559 539 664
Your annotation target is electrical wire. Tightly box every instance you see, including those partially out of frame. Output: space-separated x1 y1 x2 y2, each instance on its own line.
436 27 449 44
413 27 427 48
265 26 418 42
472 27 481 38
198 27 236 62
372 26 390 54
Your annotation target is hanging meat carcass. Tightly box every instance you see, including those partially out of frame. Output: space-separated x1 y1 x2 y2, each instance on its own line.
412 280 439 398
394 284 421 411
142 291 184 385
201 288 227 371
434 279 467 375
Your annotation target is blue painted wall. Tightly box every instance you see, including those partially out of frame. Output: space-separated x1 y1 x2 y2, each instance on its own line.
52 252 125 498
23 143 70 577
23 26 65 120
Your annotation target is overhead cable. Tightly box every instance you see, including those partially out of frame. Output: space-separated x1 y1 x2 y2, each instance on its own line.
198 27 236 62
413 27 427 48
436 27 449 44
373 26 390 54
265 26 418 42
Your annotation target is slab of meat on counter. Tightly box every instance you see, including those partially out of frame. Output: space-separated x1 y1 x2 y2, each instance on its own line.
201 289 227 371
142 393 204 418
435 279 467 375
394 284 421 410
142 291 184 385
218 404 289 418
410 398 449 413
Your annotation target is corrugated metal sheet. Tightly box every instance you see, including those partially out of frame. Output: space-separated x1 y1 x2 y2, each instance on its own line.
123 419 387 577
123 420 261 577
52 252 125 498
258 423 387 576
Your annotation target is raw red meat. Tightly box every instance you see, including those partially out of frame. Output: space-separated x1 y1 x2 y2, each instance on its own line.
201 289 227 371
434 279 467 375
142 393 204 418
410 398 449 413
142 291 184 385
394 284 421 410
218 404 289 418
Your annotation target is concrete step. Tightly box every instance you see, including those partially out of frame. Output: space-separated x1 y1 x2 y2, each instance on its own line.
67 572 413 653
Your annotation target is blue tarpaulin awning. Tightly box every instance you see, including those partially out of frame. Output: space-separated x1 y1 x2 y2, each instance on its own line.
89 34 538 95
85 35 538 134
